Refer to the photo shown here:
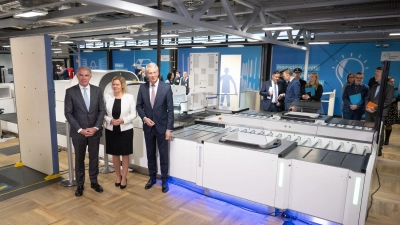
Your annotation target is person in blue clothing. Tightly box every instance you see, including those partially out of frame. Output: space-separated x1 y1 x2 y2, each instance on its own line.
220 67 237 107
279 69 301 111
342 72 369 120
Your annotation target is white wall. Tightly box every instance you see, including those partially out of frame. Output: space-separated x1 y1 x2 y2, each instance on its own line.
0 54 12 68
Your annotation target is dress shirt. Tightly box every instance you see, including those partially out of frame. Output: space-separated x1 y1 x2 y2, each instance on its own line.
375 84 380 97
272 82 278 103
149 79 159 99
77 84 98 133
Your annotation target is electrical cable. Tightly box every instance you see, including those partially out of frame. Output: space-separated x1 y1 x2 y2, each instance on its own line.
366 167 381 220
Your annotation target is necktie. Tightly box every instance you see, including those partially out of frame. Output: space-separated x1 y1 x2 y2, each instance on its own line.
83 87 89 111
375 85 380 97
355 85 360 93
274 83 278 103
151 84 156 108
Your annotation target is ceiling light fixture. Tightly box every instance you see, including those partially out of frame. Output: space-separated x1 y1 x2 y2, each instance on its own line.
262 26 293 31
141 48 153 50
115 37 133 40
51 48 61 51
14 9 48 18
120 49 131 51
86 46 102 48
109 45 124 48
85 39 101 42
161 34 179 38
228 45 244 47
309 42 329 45
389 33 400 36
165 47 178 50
192 46 206 49
247 39 260 42
202 41 221 44
83 50 93 52
53 51 63 54
59 41 73 44
2 45 10 47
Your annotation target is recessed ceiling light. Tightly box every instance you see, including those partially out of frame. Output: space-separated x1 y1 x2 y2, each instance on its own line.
115 37 133 40
262 26 293 31
228 45 244 47
309 42 329 45
53 51 63 54
192 46 206 48
389 33 400 36
83 50 93 52
85 39 101 42
2 45 10 47
52 48 61 51
141 48 153 50
165 47 178 49
161 34 179 38
247 39 259 42
59 41 73 44
14 9 48 18
202 41 221 44
162 43 178 46
120 49 131 51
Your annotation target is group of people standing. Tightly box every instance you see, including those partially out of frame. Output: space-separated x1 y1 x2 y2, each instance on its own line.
64 63 173 197
260 68 323 113
166 70 190 94
342 67 399 155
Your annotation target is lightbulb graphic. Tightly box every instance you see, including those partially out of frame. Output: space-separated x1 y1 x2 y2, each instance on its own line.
332 53 368 86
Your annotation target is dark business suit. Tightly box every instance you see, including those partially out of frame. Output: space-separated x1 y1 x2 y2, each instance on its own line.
299 78 307 99
284 78 301 110
260 80 283 112
60 69 69 80
365 83 394 152
342 83 369 121
64 84 105 185
136 80 174 180
181 77 189 94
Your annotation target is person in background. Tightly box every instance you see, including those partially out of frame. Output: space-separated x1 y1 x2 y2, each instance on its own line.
165 72 175 84
342 73 355 115
342 72 369 121
58 65 69 80
277 69 288 111
279 69 300 111
137 67 146 82
136 63 174 193
181 71 189 94
365 68 394 156
64 66 105 197
293 68 306 99
174 70 181 85
383 76 399 145
301 72 324 113
260 71 284 112
104 76 136 190
368 67 381 88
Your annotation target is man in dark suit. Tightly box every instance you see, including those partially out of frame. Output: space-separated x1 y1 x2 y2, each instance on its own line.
174 70 181 85
260 71 284 112
342 72 369 121
365 67 394 156
279 69 301 111
58 65 69 80
136 63 174 193
367 67 381 88
293 68 306 98
181 71 189 94
64 66 106 197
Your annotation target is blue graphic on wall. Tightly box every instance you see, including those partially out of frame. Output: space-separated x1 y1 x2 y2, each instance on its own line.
178 46 262 91
112 49 170 80
272 42 400 116
73 51 108 71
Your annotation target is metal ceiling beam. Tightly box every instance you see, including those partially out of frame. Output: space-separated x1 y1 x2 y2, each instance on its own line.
220 0 240 30
0 17 154 39
261 0 383 12
314 32 400 42
192 0 216 20
79 0 306 50
0 18 36 29
39 5 113 21
283 14 400 25
170 0 191 18
241 8 261 32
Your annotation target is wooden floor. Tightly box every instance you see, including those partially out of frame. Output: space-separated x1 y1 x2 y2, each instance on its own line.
0 126 400 225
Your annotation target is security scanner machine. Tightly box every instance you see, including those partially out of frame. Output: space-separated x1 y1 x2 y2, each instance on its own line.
167 111 376 225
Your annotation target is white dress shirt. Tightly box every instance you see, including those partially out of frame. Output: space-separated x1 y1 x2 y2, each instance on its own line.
149 79 159 100
79 84 90 103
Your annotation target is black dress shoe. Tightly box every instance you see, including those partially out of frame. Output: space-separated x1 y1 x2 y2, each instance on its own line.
144 179 156 189
378 150 382 156
120 178 127 190
91 183 104 193
162 181 169 193
115 176 121 187
75 185 84 197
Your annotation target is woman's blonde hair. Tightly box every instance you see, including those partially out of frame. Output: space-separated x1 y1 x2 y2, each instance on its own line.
112 75 127 93
306 72 321 89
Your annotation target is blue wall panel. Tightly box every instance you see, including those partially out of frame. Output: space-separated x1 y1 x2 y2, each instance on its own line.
178 46 263 91
112 49 170 80
73 51 108 71
272 42 400 116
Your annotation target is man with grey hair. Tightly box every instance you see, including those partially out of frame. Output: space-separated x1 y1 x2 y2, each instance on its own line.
64 66 106 197
136 63 174 193
279 69 301 110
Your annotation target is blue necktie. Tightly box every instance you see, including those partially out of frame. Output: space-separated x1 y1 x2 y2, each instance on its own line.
83 87 90 111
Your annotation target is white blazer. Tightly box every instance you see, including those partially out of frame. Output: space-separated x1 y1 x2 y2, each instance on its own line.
104 93 137 131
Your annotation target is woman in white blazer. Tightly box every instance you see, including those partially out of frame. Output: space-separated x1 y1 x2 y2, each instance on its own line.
104 76 136 189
